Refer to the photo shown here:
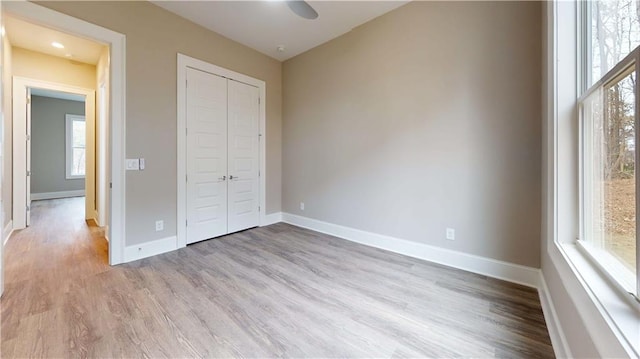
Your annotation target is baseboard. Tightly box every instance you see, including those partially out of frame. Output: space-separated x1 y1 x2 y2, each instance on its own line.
31 190 85 201
124 236 177 262
263 212 283 226
3 220 13 246
281 213 541 288
538 272 572 358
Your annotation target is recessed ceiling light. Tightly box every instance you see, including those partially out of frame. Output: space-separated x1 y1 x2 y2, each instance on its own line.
277 46 285 52
65 54 73 58
51 42 64 49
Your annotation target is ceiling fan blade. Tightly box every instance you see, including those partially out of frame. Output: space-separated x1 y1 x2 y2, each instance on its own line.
286 1 318 20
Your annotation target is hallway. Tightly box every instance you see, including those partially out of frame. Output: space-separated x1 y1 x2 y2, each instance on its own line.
1 197 108 356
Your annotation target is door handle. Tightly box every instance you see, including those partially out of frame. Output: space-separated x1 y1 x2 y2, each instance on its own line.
229 175 237 180
219 175 226 181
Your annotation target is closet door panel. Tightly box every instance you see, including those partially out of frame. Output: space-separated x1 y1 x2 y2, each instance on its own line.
227 79 260 233
186 68 228 244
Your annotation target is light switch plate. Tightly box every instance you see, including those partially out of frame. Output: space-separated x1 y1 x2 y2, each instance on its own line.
446 228 455 240
125 159 140 170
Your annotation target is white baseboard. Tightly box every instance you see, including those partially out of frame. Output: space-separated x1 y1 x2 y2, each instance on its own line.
91 210 99 225
124 236 177 262
31 190 85 201
3 220 13 246
281 213 541 288
263 212 283 226
538 273 572 358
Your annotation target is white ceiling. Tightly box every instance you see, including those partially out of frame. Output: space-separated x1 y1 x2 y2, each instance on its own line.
5 15 105 65
31 88 85 102
152 1 409 61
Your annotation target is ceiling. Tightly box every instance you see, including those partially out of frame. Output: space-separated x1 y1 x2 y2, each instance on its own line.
4 15 105 65
31 88 85 102
152 1 409 61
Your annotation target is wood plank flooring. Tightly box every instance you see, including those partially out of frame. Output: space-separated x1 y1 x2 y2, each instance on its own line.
1 197 554 358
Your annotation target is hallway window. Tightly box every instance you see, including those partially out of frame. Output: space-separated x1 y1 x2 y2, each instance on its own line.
65 114 86 179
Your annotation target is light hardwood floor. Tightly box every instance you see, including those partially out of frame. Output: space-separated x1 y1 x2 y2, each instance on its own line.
1 197 554 358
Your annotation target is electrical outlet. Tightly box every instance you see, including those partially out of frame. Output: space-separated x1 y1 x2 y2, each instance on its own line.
300 202 305 210
155 220 164 232
446 228 455 240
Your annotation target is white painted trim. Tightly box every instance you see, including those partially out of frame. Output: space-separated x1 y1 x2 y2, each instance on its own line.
31 190 85 201
281 213 541 288
552 243 639 357
5 1 127 265
65 114 87 180
263 212 282 226
538 272 572 359
3 221 13 247
124 236 177 263
12 77 95 229
542 1 639 357
176 53 267 249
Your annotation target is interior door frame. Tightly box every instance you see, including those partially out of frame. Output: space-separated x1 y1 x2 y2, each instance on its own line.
13 78 95 229
5 1 127 265
176 53 266 249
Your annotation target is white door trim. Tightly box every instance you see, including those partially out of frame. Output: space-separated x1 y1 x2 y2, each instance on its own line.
5 1 127 265
177 53 266 249
12 78 95 229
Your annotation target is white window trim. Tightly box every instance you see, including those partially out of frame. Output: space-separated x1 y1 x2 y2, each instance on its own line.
544 1 640 357
65 114 86 180
578 47 640 299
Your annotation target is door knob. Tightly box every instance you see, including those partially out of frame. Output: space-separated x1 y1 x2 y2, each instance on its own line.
219 175 226 181
229 175 237 180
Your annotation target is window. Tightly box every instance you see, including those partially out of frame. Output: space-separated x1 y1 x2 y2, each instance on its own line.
65 114 86 179
579 0 639 299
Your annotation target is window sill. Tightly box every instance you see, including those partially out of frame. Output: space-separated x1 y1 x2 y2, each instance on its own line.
556 241 640 357
65 176 85 180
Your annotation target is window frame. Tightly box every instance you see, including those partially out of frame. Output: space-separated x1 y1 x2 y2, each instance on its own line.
577 16 640 301
65 114 86 180
547 1 640 356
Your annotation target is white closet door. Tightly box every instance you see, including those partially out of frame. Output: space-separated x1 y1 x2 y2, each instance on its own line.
186 68 228 244
227 79 260 233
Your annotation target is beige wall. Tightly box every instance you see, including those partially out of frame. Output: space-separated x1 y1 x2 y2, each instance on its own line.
12 47 96 89
282 1 542 267
1 1 5 296
96 46 109 227
37 1 283 246
2 35 11 231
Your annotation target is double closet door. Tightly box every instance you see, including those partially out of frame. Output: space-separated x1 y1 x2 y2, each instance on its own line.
186 68 260 245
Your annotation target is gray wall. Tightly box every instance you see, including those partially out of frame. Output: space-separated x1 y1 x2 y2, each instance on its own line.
30 95 85 194
38 1 282 246
282 1 542 267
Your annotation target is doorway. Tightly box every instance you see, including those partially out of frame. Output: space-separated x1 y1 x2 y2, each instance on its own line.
30 89 88 204
3 1 126 265
13 79 95 228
